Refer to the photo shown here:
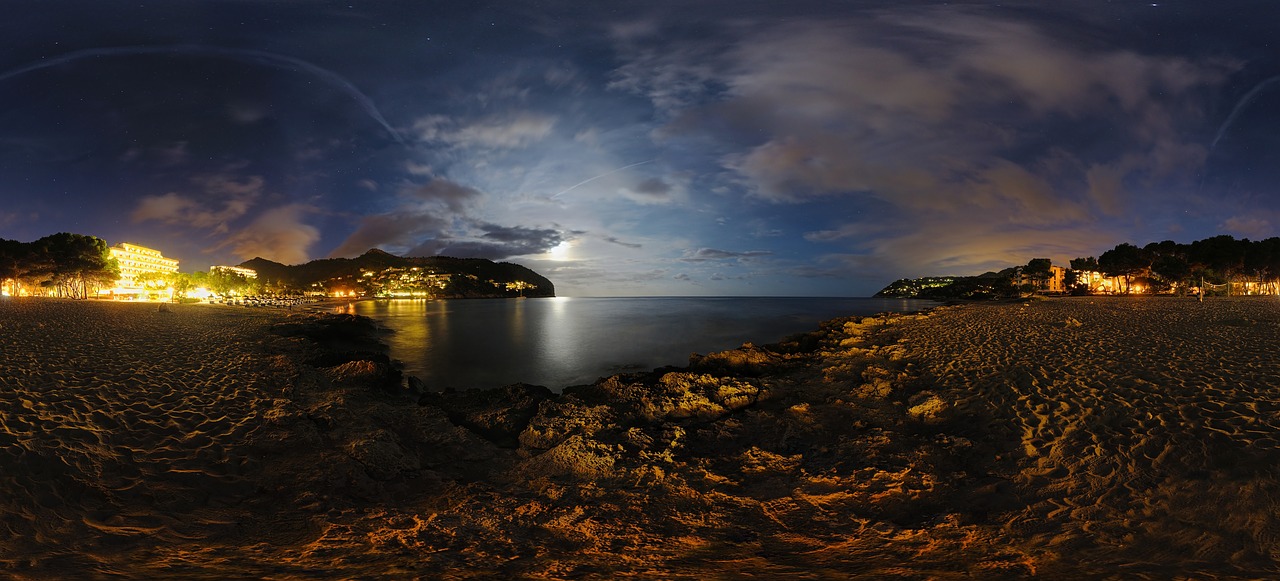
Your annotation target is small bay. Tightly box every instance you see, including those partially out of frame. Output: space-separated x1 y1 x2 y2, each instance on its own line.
348 296 937 391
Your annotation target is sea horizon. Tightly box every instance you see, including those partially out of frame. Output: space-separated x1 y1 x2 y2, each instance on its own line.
348 295 938 391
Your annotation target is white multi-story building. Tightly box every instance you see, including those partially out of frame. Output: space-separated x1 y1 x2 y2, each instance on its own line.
108 242 179 298
211 265 258 279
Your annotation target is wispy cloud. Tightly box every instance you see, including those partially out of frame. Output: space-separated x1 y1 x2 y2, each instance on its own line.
413 112 557 150
680 247 772 262
602 235 642 249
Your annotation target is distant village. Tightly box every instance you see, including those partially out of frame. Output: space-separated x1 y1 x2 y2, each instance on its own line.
877 235 1280 299
0 235 550 302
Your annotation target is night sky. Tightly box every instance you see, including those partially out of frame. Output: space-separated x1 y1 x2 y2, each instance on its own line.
2 1 1277 296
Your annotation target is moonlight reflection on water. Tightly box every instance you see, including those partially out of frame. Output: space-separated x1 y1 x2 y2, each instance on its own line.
352 297 936 390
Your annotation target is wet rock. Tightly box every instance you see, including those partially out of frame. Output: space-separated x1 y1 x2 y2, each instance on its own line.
406 375 428 398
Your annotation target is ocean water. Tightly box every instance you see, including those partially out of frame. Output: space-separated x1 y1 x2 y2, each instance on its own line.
347 296 937 391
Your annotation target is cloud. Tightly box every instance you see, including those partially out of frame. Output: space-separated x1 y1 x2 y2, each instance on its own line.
1220 216 1272 239
156 141 189 166
405 161 433 176
849 220 1113 278
407 222 568 260
680 248 772 262
608 34 724 113
609 10 1232 276
131 174 263 233
405 178 483 213
602 235 642 249
413 112 556 149
618 176 678 205
328 176 486 258
0 211 37 229
221 204 320 265
192 172 265 196
804 223 865 243
329 211 450 258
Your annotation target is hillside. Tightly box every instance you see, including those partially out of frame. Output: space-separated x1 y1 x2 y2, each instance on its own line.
239 249 555 298
875 269 1017 299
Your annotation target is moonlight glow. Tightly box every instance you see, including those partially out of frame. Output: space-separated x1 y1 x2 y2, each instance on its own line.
0 2 1276 296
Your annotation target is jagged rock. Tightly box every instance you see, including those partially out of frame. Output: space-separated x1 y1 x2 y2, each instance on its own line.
689 342 787 376
522 434 620 480
519 395 617 451
345 430 420 481
323 359 401 392
593 372 761 423
407 375 428 398
420 383 553 448
272 313 387 346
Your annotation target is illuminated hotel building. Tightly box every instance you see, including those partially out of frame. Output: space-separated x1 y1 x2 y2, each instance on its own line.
211 265 258 279
108 242 179 297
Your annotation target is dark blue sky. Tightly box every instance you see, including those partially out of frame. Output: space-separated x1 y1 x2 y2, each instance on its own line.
1 1 1277 296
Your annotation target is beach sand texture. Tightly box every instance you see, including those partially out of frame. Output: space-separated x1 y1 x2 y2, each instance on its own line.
0 299 296 574
901 298 1280 575
1 296 1278 578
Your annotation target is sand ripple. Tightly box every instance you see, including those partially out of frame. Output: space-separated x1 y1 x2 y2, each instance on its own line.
902 297 1280 576
0 299 288 572
4 296 1278 578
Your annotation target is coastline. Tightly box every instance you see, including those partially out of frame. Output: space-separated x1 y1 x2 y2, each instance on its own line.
2 296 1277 577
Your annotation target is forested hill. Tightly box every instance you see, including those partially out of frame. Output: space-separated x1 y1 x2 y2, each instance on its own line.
240 249 555 298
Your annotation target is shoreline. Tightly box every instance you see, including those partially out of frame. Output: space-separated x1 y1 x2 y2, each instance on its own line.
336 295 942 392
2 296 1277 577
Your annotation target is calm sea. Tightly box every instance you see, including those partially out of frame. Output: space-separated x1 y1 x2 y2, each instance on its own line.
347 296 937 391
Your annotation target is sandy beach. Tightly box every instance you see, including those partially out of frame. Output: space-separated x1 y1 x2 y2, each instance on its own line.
1 296 1278 578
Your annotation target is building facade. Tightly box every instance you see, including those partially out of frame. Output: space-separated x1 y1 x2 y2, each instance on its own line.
211 265 258 279
1018 263 1068 293
107 242 179 298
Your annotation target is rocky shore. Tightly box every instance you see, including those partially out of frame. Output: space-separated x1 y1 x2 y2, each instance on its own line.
2 297 1278 578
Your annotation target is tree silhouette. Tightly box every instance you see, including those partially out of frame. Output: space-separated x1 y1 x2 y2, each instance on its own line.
0 234 118 298
1098 243 1148 294
1022 258 1053 293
